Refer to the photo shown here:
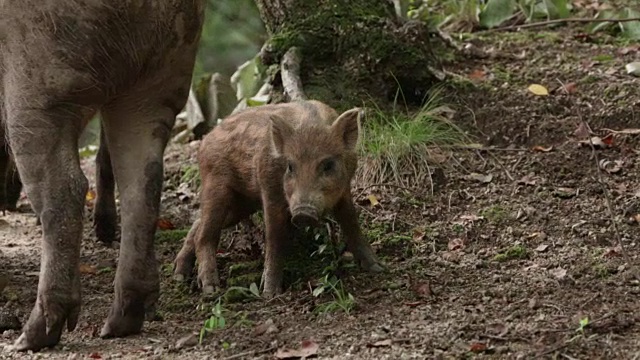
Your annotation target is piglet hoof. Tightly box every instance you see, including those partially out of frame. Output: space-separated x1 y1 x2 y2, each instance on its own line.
197 262 220 294
13 297 80 351
197 273 220 295
173 255 195 283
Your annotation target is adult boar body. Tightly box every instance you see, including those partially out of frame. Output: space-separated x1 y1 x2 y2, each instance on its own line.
0 0 205 352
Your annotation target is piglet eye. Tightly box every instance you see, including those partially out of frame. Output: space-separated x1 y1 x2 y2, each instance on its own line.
322 159 335 174
286 161 295 174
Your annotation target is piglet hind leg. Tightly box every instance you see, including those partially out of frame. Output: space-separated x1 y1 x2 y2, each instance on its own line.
9 107 89 351
98 96 179 338
333 192 386 273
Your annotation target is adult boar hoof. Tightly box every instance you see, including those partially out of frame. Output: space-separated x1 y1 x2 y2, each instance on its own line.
173 273 185 282
13 298 79 351
100 313 143 339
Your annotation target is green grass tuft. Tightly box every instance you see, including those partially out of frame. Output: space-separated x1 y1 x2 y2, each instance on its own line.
356 86 470 188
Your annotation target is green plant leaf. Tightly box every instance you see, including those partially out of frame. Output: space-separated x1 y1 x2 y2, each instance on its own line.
620 9 640 40
230 55 265 101
542 0 570 19
588 10 617 33
249 282 260 297
479 0 516 28
313 286 325 297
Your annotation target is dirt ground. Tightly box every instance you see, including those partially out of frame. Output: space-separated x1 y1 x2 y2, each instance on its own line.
3 25 640 359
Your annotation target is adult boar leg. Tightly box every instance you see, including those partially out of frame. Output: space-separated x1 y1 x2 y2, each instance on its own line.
93 123 117 244
98 95 179 338
10 107 90 351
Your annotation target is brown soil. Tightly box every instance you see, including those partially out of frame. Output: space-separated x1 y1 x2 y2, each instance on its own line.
3 25 640 359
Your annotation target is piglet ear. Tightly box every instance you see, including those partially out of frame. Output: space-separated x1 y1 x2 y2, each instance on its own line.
269 114 293 156
331 107 362 151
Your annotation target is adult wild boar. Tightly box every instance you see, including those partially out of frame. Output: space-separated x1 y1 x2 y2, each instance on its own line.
1 0 205 351
173 100 385 298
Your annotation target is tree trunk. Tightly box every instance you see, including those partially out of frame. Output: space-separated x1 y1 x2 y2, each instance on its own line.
254 0 442 110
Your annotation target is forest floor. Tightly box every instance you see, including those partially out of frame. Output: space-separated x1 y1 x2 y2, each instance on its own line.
3 25 640 359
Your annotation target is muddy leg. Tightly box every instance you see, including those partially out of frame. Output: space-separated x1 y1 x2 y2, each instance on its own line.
93 122 117 244
261 198 289 298
191 182 233 294
98 100 174 338
175 197 250 287
333 192 385 273
9 108 88 351
173 218 200 281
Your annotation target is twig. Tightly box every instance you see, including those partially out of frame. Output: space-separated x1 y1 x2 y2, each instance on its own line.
356 183 417 200
484 17 640 33
533 341 571 359
444 145 530 152
577 116 631 266
480 334 529 342
280 47 307 101
223 346 277 360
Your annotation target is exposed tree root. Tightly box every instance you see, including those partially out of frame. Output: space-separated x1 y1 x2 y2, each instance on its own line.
280 47 307 101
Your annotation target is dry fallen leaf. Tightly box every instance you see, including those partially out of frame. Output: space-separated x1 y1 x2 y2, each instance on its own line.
603 128 640 135
275 340 319 359
517 173 537 186
157 218 175 230
441 251 460 263
535 244 549 252
413 281 432 298
550 267 567 280
579 136 606 148
599 159 623 174
531 145 553 152
603 246 622 258
460 214 484 222
79 263 97 275
468 69 486 81
448 238 465 251
470 342 488 353
573 122 591 139
412 229 425 242
252 319 279 337
562 82 578 94
464 173 493 183
368 194 380 207
528 84 549 96
368 339 393 348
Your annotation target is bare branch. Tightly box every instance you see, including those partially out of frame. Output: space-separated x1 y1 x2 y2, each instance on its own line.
484 17 640 33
